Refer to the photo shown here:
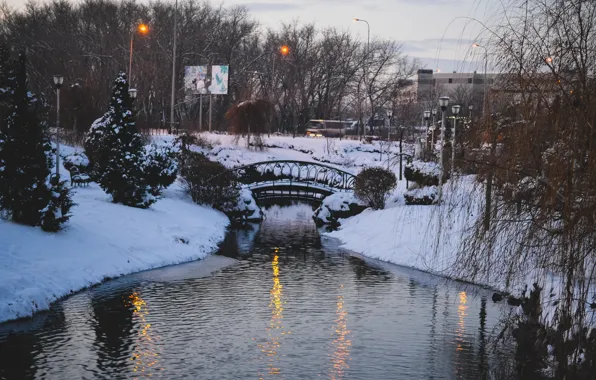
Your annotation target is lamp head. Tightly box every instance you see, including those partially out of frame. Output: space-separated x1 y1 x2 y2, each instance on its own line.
128 88 138 99
439 96 449 110
432 108 437 116
423 110 431 119
452 104 461 115
53 74 64 88
280 45 290 56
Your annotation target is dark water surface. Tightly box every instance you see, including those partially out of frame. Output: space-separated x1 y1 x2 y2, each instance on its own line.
0 202 504 380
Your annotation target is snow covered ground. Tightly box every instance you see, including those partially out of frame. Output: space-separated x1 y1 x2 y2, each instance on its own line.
153 133 413 174
0 145 229 324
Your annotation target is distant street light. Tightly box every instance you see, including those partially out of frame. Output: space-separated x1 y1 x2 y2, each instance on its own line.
353 17 371 141
53 74 64 181
451 104 461 176
280 45 290 56
438 96 449 203
129 88 138 99
468 104 474 119
472 43 488 117
129 23 149 84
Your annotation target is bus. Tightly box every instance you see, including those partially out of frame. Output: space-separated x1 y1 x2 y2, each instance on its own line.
305 120 354 137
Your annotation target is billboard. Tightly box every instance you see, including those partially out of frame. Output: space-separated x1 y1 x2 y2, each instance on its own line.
184 66 209 94
208 65 229 95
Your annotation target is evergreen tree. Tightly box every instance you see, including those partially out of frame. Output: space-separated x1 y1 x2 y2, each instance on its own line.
0 52 73 231
84 72 155 208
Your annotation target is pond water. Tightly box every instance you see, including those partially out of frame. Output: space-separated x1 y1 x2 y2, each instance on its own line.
0 201 505 379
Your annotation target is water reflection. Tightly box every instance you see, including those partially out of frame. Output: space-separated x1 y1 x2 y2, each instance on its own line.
128 291 161 377
258 249 286 377
330 284 351 379
0 201 507 380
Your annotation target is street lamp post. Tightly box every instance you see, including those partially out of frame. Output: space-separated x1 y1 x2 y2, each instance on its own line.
386 109 393 140
270 45 290 135
129 23 149 85
472 43 488 117
423 110 431 157
438 96 449 203
431 108 437 147
451 104 461 176
354 17 370 141
170 0 177 134
53 75 64 180
468 104 474 120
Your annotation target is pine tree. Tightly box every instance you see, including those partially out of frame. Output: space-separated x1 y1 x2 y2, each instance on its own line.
0 52 74 231
85 72 155 208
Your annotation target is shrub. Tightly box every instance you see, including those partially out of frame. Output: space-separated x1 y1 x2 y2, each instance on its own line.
404 186 438 205
144 144 178 196
179 151 239 210
62 151 90 172
354 167 397 209
404 159 444 187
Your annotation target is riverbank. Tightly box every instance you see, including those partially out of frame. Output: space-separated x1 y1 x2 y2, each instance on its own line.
0 169 229 324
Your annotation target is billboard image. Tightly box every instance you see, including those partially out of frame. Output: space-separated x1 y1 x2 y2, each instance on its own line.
184 66 209 94
208 65 229 95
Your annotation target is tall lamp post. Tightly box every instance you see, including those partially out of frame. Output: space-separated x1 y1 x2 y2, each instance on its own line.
423 110 431 157
53 75 64 180
438 96 449 203
129 23 149 84
431 108 437 146
170 0 178 134
451 104 461 176
270 45 290 135
472 43 488 117
353 17 370 141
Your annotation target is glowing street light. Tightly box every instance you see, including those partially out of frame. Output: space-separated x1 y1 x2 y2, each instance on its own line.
280 45 290 56
129 23 150 84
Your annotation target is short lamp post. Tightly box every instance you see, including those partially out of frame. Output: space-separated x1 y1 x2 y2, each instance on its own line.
468 104 474 120
431 108 437 146
386 109 393 140
451 104 461 176
438 96 449 203
53 74 64 181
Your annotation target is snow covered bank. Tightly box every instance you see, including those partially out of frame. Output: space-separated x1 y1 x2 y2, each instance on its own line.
0 180 229 323
324 176 519 291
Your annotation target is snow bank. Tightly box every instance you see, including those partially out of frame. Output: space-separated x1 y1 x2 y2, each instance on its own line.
324 176 494 286
313 192 365 225
0 180 229 323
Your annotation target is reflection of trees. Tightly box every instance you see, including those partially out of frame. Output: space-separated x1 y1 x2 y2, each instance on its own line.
347 256 391 282
477 296 488 380
0 332 38 379
92 291 134 373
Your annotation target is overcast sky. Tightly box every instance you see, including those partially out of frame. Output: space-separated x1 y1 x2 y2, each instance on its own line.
6 0 502 72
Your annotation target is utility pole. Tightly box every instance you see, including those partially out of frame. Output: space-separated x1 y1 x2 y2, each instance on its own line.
170 0 177 134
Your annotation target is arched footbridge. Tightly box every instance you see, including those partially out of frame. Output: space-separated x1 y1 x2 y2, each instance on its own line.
228 160 356 201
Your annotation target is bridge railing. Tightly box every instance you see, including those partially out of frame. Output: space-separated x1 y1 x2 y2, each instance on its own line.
228 160 356 192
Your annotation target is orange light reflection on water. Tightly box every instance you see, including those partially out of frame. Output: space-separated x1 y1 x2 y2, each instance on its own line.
257 249 287 378
128 291 161 378
330 284 351 380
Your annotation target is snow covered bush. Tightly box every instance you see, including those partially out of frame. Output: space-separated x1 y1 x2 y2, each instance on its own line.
404 159 444 187
62 151 90 172
84 72 173 208
179 151 239 211
354 167 397 210
313 192 366 226
143 144 178 196
224 188 262 223
0 52 74 232
403 186 438 205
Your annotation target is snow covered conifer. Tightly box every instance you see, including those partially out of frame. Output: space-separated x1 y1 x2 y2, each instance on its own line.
86 72 155 208
0 52 74 231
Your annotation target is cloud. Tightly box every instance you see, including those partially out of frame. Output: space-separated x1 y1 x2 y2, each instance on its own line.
240 2 305 12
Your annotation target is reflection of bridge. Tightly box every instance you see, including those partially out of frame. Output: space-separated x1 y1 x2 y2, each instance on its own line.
228 160 356 201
